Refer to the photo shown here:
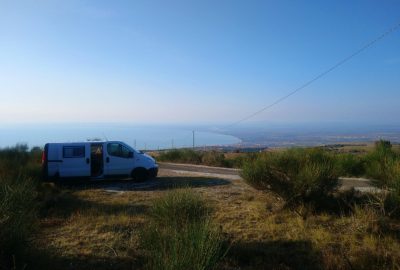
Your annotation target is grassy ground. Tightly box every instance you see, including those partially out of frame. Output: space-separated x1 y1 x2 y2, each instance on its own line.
23 168 400 270
29 173 235 269
2 144 400 269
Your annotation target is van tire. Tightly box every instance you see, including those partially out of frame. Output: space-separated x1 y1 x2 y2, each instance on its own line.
131 168 148 182
53 173 61 185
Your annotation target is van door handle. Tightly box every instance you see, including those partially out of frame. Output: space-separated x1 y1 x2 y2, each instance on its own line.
86 158 90 164
106 157 110 163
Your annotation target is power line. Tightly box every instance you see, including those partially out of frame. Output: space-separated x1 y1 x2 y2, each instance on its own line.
226 21 400 128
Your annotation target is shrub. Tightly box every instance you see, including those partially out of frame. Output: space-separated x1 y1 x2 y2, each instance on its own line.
0 144 30 176
365 140 400 188
328 140 400 219
241 148 339 208
157 149 202 164
224 155 244 168
150 189 210 227
0 144 43 181
0 174 38 264
0 145 42 267
240 152 285 191
157 148 255 168
201 151 227 167
334 153 365 177
142 220 225 270
375 140 392 150
378 161 400 218
141 189 226 270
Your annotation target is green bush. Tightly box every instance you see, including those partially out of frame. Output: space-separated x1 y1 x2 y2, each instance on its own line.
384 178 400 218
240 152 284 190
365 140 400 188
157 149 202 164
141 189 226 270
0 174 38 263
141 220 225 270
241 148 339 208
334 153 365 177
0 144 42 180
0 144 30 176
157 148 255 168
201 151 227 167
359 141 400 217
377 159 400 218
0 145 42 267
150 189 210 228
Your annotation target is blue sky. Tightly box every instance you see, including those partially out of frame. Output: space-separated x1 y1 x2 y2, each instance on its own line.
1 0 399 125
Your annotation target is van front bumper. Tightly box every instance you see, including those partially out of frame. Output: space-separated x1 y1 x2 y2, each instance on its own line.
149 167 158 178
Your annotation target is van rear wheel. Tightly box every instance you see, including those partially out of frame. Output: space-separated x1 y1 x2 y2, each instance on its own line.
131 168 148 182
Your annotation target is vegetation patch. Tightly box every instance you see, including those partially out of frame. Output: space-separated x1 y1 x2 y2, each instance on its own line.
140 189 227 270
0 145 41 268
156 149 249 168
157 149 203 164
241 148 339 211
2 142 400 269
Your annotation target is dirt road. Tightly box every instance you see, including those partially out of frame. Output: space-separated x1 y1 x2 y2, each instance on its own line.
159 162 377 192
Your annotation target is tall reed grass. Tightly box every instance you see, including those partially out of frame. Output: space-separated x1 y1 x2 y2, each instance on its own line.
140 189 226 270
0 145 41 268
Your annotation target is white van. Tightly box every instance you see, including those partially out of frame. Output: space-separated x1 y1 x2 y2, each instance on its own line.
42 141 158 181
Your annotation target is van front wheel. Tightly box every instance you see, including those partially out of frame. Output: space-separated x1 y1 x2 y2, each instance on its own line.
131 168 148 182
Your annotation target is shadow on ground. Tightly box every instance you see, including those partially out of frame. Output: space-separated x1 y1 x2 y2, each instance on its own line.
40 193 149 220
225 239 323 270
40 176 230 219
26 239 324 270
24 247 141 270
58 176 231 192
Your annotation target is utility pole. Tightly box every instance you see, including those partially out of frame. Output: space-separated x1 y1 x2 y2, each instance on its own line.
134 139 136 148
192 130 195 149
171 139 174 149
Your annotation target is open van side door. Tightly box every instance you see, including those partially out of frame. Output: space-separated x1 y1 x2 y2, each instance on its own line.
59 144 91 177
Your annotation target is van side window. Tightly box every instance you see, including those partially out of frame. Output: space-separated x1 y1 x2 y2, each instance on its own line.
107 143 131 158
63 146 85 158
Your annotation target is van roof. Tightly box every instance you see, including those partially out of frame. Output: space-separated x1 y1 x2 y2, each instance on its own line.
47 140 123 144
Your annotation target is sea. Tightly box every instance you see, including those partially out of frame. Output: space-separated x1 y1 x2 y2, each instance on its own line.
3 122 399 150
0 123 241 150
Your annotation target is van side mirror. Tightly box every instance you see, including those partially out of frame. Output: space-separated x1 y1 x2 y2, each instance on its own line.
128 151 134 158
